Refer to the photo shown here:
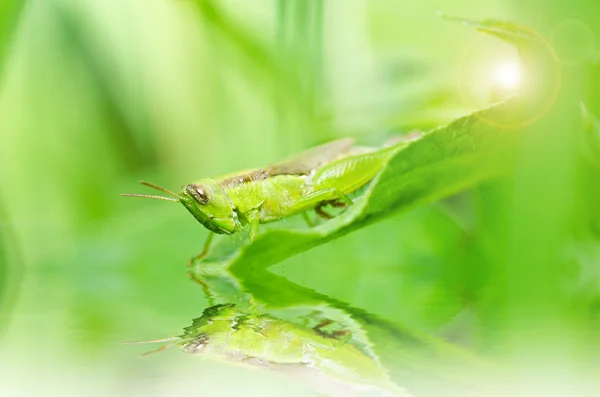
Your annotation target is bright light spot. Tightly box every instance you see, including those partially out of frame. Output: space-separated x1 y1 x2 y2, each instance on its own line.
494 61 522 90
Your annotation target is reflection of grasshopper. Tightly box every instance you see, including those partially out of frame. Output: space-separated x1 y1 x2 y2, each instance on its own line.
123 138 404 258
128 303 409 397
182 239 485 396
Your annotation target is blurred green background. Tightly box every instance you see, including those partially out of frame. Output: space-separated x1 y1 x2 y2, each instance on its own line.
1 0 599 396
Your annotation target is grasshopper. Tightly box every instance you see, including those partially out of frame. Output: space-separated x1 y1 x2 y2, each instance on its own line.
123 138 403 260
124 304 410 396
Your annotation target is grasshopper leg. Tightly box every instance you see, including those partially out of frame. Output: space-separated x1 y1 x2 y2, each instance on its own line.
294 188 342 209
313 319 350 340
315 203 333 219
138 344 170 357
296 188 353 221
187 233 215 286
313 319 334 333
194 232 215 261
329 200 348 208
336 192 353 206
247 209 260 241
301 211 315 227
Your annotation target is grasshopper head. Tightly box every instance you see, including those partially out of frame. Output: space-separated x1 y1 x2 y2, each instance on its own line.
179 179 239 235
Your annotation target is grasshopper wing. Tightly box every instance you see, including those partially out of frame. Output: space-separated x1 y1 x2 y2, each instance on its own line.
267 138 356 176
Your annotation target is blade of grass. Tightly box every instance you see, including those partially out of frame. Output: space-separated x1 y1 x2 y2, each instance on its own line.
50 2 158 171
0 201 22 335
0 0 26 80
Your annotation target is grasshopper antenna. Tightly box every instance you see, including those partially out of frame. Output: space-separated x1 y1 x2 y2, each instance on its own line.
120 193 178 202
122 337 181 357
121 181 180 202
139 181 180 198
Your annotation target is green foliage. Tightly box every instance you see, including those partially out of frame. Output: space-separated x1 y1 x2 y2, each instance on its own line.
1 1 600 396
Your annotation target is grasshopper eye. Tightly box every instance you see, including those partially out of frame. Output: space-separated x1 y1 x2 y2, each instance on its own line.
187 184 211 205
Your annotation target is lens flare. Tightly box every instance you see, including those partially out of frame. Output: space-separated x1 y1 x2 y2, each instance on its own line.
494 61 522 90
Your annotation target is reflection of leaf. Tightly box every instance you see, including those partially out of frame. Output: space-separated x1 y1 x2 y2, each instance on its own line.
585 60 600 121
582 105 600 168
579 107 600 240
0 209 7 320
191 100 523 274
194 247 489 394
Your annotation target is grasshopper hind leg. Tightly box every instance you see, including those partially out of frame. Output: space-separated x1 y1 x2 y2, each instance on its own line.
315 203 334 219
315 197 351 220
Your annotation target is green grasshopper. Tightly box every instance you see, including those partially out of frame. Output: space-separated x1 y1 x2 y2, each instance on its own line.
123 138 403 259
124 303 409 396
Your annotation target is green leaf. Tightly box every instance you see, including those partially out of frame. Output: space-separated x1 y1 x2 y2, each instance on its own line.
440 14 561 121
439 14 537 48
191 99 524 276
